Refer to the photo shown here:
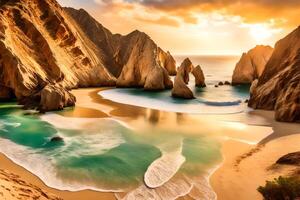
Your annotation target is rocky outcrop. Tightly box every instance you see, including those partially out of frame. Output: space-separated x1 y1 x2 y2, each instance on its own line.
0 0 116 111
276 152 300 165
172 58 194 99
249 27 300 122
40 84 76 112
144 64 173 90
192 65 206 87
158 48 177 76
232 45 273 85
115 31 173 89
65 7 176 88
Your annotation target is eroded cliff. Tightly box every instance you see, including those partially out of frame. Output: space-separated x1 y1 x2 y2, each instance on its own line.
0 0 116 111
249 27 300 122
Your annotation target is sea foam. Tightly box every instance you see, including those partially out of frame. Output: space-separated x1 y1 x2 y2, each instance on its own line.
99 89 245 115
144 139 185 188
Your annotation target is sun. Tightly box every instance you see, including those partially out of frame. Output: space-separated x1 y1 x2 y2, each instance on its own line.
249 24 273 42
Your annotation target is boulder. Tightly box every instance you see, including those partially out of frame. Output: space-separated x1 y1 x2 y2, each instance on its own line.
232 45 273 85
248 27 300 122
224 81 231 85
276 152 300 165
50 136 64 143
218 82 224 86
40 85 76 112
192 65 206 87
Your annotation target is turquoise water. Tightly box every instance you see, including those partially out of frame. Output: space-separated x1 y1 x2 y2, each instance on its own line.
0 104 222 192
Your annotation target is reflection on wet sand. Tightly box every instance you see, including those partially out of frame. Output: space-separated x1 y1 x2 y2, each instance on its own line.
64 88 278 200
59 106 109 118
147 110 161 125
68 88 273 144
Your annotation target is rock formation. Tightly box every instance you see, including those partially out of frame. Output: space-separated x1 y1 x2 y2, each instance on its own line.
192 65 206 87
178 58 193 84
0 1 176 111
0 0 116 111
40 85 76 112
249 26 300 122
232 45 273 85
158 48 177 76
65 7 175 88
276 152 300 165
172 58 194 99
144 64 173 90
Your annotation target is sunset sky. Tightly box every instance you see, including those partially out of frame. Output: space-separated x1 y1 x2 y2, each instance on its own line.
58 0 299 55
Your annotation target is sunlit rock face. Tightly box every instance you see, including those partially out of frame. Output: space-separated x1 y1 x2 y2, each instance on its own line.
65 7 176 89
232 45 273 85
249 27 300 122
0 0 176 111
144 63 173 91
172 58 194 99
0 0 116 111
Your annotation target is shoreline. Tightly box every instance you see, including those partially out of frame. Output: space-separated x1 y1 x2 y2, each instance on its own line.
0 88 299 200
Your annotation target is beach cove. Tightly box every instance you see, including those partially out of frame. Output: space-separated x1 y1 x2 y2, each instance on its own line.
1 86 299 199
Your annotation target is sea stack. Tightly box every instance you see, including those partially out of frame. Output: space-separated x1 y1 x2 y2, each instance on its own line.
172 58 194 99
249 26 300 122
232 45 273 85
192 65 206 87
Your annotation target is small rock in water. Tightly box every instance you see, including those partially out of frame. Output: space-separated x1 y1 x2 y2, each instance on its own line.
218 82 224 86
50 136 64 142
224 81 231 85
215 85 219 88
245 99 249 103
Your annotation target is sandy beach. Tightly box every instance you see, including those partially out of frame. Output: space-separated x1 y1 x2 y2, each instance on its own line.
0 88 300 200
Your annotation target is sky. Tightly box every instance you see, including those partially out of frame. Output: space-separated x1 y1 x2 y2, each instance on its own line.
58 0 299 55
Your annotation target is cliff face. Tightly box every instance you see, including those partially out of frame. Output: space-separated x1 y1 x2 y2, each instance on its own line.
0 0 176 111
0 0 115 110
249 27 300 122
65 7 176 88
232 45 273 85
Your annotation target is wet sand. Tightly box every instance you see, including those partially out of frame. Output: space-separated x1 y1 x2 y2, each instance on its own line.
0 153 115 200
1 88 300 200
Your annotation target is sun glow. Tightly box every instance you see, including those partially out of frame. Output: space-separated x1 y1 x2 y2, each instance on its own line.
249 24 273 42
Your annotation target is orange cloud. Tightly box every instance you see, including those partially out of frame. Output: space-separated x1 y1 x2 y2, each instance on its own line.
136 16 180 27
